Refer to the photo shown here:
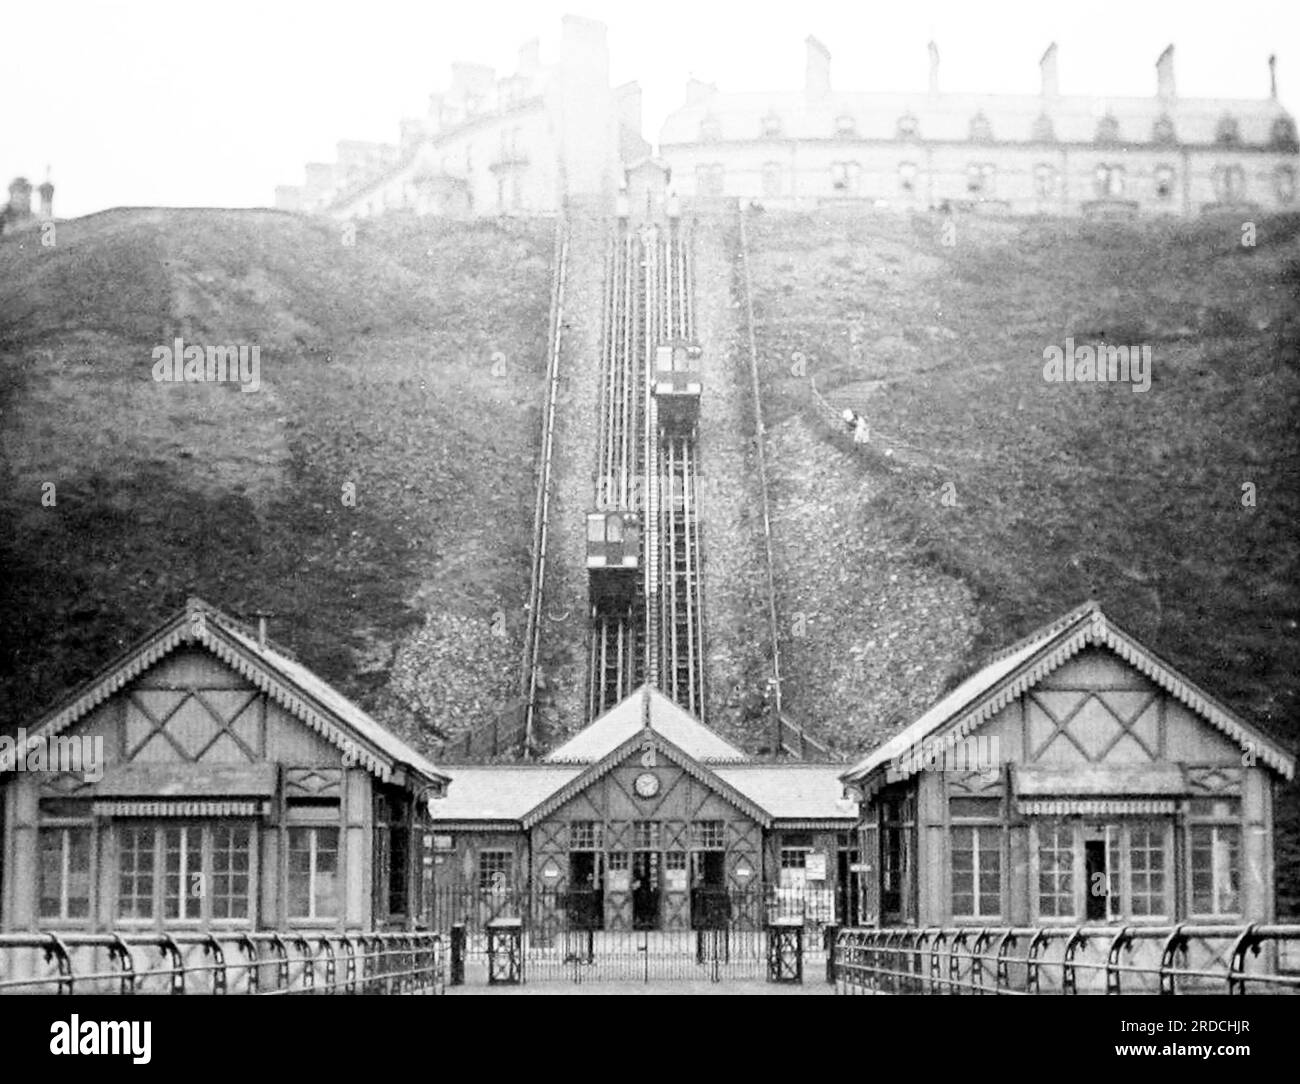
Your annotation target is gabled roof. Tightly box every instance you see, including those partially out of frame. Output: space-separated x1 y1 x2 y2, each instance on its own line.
545 685 746 764
429 765 584 823
525 725 771 829
842 601 1296 786
714 765 858 822
2 598 449 788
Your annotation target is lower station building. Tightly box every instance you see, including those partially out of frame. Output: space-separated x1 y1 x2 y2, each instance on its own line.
429 686 859 931
841 602 1295 929
0 599 449 936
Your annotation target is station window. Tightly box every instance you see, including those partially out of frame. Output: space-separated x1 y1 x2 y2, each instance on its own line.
895 114 920 140
115 822 256 925
1189 798 1241 917
665 852 687 871
760 111 782 138
38 826 92 921
691 821 725 849
633 821 660 849
608 851 629 872
951 826 1001 918
288 826 339 920
477 849 514 893
968 112 994 143
1035 822 1074 918
835 114 856 138
570 821 604 850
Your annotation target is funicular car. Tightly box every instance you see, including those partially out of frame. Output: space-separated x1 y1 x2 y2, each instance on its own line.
652 339 702 433
586 510 640 608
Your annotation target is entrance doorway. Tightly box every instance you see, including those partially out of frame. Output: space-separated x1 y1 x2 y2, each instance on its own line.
690 850 728 928
632 852 661 930
568 851 604 929
836 845 861 927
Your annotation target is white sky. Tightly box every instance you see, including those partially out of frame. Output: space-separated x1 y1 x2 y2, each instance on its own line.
4 0 1297 218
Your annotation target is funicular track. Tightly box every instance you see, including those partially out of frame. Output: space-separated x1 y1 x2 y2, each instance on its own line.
650 220 706 718
588 223 645 719
586 216 708 721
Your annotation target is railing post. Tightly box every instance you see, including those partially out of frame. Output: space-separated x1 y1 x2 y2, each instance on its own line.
1062 927 1088 995
1158 924 1189 995
823 924 838 984
449 923 466 986
109 934 137 995
201 934 226 994
42 933 74 996
1228 924 1262 995
158 934 185 995
1105 927 1135 995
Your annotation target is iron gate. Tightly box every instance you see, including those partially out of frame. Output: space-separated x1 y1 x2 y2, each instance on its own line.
432 887 829 985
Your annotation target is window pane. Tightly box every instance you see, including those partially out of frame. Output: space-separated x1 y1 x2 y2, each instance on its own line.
212 825 252 920
288 827 314 918
38 830 65 920
118 826 156 920
1036 824 1073 918
314 828 340 918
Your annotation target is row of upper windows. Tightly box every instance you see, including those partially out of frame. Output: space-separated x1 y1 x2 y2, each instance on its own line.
700 111 1300 150
698 161 1297 203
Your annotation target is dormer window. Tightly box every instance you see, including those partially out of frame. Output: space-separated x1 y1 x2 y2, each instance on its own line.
1270 117 1298 151
700 115 722 142
1095 114 1121 145
1215 114 1241 146
896 113 920 140
1030 114 1055 142
969 112 993 142
835 114 857 138
1152 114 1177 146
761 111 783 138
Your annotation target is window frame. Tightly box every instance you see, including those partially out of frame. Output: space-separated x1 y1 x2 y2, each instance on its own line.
38 823 95 924
1030 819 1173 924
112 819 257 929
286 824 341 924
1187 798 1243 919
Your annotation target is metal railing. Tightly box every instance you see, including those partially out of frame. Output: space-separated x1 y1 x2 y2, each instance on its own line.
0 930 444 995
833 924 1300 995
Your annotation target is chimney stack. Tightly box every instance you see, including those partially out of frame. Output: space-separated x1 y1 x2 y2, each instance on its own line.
38 172 54 220
1040 42 1059 97
806 36 831 98
1269 54 1278 99
254 611 274 650
928 41 940 96
1156 44 1175 100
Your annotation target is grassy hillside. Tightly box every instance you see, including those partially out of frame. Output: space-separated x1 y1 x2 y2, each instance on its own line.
745 208 1300 912
0 208 553 748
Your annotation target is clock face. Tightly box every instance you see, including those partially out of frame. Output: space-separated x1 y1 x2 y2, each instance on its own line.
634 772 660 798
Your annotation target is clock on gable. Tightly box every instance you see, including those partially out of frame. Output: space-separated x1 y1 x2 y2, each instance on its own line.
634 772 660 799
